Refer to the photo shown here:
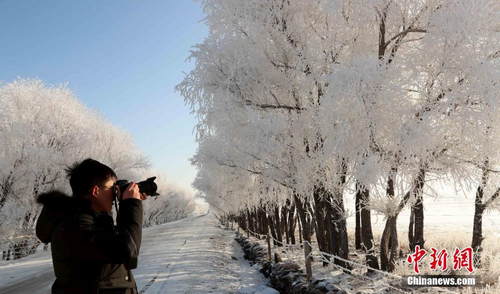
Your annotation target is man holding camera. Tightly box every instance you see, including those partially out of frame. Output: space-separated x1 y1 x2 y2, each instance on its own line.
36 158 147 294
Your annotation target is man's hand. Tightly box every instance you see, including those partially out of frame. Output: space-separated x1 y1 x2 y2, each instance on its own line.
122 182 142 200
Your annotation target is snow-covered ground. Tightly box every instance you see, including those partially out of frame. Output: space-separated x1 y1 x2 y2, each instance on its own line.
0 211 275 294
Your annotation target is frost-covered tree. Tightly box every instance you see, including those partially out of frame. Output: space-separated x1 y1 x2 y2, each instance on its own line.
180 0 499 276
0 79 195 259
142 174 196 227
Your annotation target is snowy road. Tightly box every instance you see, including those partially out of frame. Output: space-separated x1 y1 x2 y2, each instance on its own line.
0 212 269 294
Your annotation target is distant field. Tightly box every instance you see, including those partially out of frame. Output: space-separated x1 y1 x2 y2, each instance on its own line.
344 182 500 233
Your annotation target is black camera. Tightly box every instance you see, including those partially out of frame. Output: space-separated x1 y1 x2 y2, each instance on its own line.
114 177 159 199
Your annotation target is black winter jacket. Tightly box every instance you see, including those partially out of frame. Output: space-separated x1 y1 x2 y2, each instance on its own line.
35 191 143 294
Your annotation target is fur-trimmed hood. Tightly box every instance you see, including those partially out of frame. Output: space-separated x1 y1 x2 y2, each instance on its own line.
35 190 82 244
36 190 74 208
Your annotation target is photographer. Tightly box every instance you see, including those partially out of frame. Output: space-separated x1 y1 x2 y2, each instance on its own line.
36 158 147 294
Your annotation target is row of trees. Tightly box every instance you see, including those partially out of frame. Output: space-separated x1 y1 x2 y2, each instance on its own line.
0 79 195 260
179 0 500 277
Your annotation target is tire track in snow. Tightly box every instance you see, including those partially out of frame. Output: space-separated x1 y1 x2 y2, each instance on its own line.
0 269 53 294
138 240 186 294
138 263 171 294
0 213 267 294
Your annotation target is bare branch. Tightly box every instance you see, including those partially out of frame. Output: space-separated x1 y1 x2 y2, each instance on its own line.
243 99 305 111
384 28 426 48
484 187 500 208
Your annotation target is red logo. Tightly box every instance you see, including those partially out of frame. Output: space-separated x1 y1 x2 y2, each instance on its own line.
406 245 427 273
407 247 474 273
453 248 474 273
430 248 448 271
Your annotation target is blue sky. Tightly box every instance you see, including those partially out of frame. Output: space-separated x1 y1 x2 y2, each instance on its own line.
0 0 208 192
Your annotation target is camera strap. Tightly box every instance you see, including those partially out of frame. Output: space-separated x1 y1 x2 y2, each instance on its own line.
112 185 120 221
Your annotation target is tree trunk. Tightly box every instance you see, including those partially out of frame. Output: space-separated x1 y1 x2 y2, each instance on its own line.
247 209 254 234
259 206 268 236
293 193 313 283
472 162 489 268
471 199 484 269
380 165 425 272
408 168 426 251
298 216 303 244
380 215 398 272
327 160 350 270
282 204 290 244
255 207 261 236
380 166 398 272
269 209 278 245
355 191 362 250
329 189 350 269
288 203 297 244
408 209 414 251
274 205 283 244
313 185 330 265
357 182 379 270
238 212 248 232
